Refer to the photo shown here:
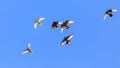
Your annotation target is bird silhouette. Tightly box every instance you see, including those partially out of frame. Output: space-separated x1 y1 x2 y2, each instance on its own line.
60 33 74 46
33 17 45 29
51 21 63 32
60 20 73 33
22 43 32 55
104 8 117 20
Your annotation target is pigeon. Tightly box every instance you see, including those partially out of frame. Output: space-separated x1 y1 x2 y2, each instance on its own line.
60 20 73 33
33 17 45 29
22 43 32 55
51 21 63 32
60 33 74 46
104 8 117 20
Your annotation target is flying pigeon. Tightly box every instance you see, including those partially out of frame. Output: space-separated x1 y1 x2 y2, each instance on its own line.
60 33 74 46
60 20 73 33
51 21 63 32
33 17 45 29
104 8 117 20
22 43 32 55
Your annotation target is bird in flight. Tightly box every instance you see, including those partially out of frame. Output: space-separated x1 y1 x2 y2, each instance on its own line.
33 17 45 29
60 33 74 46
51 21 63 32
60 20 74 33
22 43 32 55
104 8 117 20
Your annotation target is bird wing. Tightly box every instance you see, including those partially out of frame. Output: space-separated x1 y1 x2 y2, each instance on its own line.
27 43 32 54
34 21 38 29
37 17 45 22
28 43 31 49
51 27 54 32
22 49 29 54
67 34 74 40
103 13 108 20
60 27 64 33
68 20 74 24
60 39 66 46
111 8 118 12
58 22 63 24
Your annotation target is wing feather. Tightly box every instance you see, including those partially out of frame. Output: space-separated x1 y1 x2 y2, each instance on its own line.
34 22 38 29
103 13 108 20
22 49 29 54
68 20 74 24
60 40 66 46
60 28 64 33
111 9 118 12
37 17 45 22
67 34 74 40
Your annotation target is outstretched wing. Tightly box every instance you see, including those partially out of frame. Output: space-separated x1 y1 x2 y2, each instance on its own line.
51 27 54 32
58 22 63 24
68 20 74 24
67 34 74 40
27 43 32 54
28 43 31 49
34 21 38 29
60 39 66 46
60 27 64 33
103 13 108 20
37 17 45 22
22 49 29 54
111 8 118 12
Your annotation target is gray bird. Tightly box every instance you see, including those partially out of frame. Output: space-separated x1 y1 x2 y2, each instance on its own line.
60 33 74 46
33 17 45 29
60 20 73 33
51 21 63 32
22 43 32 55
104 8 117 20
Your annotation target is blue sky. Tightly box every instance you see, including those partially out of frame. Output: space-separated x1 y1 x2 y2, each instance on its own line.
0 0 120 68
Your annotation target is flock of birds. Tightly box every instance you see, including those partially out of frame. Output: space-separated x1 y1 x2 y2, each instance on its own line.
22 8 118 55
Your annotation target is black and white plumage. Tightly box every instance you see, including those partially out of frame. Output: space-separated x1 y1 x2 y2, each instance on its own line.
33 17 45 29
22 43 32 55
60 33 74 46
104 8 117 20
60 20 73 33
51 21 63 32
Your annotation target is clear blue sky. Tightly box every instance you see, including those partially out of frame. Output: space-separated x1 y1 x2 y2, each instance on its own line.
0 0 120 68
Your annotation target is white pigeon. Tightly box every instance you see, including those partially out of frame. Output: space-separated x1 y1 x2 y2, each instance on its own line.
34 17 45 29
22 43 32 55
104 8 118 20
60 33 74 46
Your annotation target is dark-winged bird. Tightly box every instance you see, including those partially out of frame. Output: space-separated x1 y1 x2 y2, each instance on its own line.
60 20 73 33
22 43 32 55
33 17 45 29
51 21 63 32
60 33 74 46
104 8 117 20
